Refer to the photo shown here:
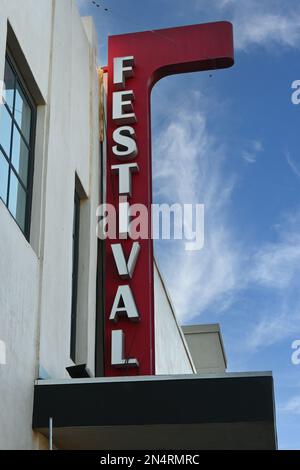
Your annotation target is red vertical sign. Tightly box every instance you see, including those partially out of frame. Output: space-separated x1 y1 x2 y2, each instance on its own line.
104 22 234 376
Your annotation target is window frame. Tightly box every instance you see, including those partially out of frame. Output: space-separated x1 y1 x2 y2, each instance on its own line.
70 189 81 363
0 49 37 240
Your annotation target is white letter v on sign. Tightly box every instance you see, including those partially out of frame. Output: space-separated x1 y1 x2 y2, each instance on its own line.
111 242 141 279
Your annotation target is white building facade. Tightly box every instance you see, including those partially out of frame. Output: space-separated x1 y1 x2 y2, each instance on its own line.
0 0 198 449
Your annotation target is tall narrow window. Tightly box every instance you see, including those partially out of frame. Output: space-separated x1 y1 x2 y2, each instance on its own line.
70 190 81 363
0 53 36 238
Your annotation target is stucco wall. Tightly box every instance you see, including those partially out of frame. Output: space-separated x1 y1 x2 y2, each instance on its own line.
154 261 195 375
0 0 99 449
37 1 99 380
0 203 39 449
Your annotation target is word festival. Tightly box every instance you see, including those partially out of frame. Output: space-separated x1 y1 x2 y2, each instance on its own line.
108 55 143 369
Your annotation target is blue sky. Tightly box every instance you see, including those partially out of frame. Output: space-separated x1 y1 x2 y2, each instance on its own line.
77 0 300 449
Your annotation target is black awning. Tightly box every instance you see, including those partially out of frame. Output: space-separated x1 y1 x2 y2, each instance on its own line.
32 372 277 450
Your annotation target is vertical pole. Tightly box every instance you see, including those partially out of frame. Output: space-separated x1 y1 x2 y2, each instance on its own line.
49 417 53 451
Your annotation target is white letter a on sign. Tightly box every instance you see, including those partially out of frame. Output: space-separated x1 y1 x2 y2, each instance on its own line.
109 285 140 322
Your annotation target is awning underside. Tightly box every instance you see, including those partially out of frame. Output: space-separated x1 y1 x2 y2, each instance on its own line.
32 373 277 450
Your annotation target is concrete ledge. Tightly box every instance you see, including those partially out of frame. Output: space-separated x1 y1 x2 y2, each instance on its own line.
182 324 227 373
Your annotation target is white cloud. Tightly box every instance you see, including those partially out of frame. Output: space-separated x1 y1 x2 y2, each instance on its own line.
153 92 300 349
286 151 300 180
235 13 300 51
243 212 300 350
153 94 240 323
242 140 264 163
250 212 300 289
280 396 300 415
241 152 256 163
194 0 300 51
250 243 300 289
246 306 300 351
